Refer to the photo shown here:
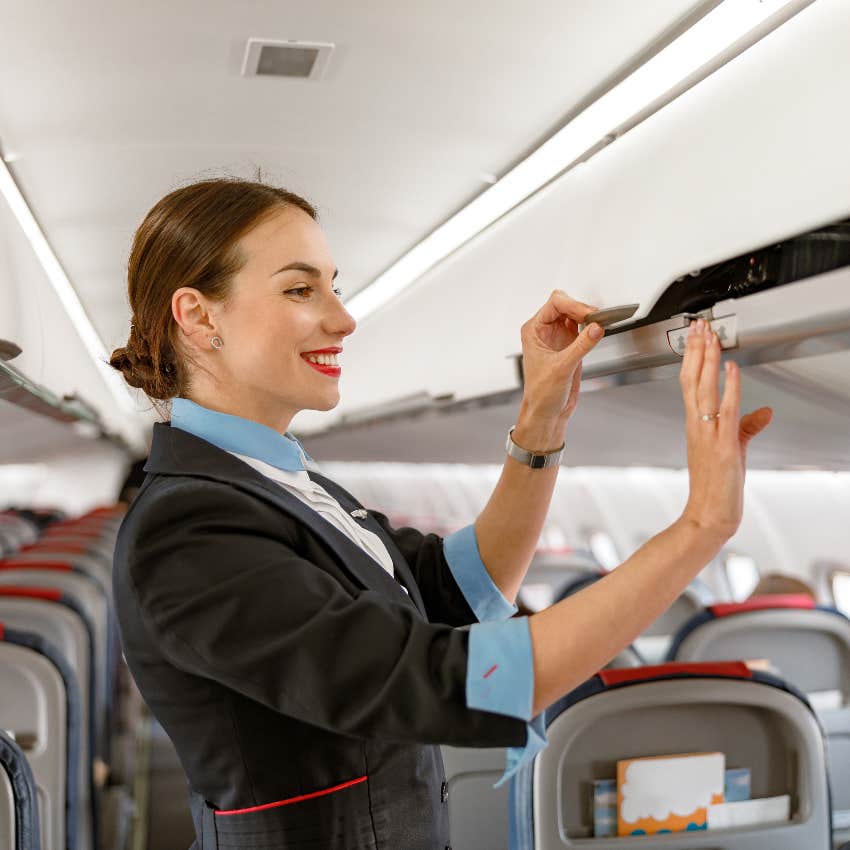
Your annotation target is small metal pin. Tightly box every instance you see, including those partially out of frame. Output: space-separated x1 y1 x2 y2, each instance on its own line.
350 509 368 519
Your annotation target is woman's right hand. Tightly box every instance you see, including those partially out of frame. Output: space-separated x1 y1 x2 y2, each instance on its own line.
679 318 773 539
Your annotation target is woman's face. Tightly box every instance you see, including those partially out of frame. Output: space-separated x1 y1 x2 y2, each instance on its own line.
182 205 356 429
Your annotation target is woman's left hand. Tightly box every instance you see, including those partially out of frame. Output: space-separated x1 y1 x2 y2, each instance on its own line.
518 290 604 434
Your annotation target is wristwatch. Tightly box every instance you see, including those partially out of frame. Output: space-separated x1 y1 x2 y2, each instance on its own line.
505 427 565 469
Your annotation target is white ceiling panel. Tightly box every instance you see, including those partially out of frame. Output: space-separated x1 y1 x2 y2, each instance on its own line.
0 0 712 353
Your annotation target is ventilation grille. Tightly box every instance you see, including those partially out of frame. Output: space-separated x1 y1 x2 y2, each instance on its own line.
242 39 334 80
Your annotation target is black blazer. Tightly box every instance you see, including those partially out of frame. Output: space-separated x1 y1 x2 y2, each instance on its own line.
113 422 525 850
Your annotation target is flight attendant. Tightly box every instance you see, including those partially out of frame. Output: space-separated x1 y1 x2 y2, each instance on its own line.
109 178 772 850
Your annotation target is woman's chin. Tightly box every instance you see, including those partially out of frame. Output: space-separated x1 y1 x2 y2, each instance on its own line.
310 392 340 412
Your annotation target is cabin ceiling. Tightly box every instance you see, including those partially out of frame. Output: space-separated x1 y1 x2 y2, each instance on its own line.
0 0 713 355
3 1 849 471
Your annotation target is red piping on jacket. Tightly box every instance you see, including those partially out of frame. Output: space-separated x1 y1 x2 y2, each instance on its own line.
215 775 368 816
600 661 753 686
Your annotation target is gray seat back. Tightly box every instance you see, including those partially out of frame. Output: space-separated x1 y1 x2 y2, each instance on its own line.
0 599 93 850
0 643 66 850
0 517 37 550
0 728 42 850
524 672 830 849
1 554 110 593
441 746 510 850
671 605 850 833
0 571 110 761
0 764 12 850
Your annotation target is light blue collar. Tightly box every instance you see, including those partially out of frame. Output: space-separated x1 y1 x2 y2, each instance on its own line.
170 397 313 473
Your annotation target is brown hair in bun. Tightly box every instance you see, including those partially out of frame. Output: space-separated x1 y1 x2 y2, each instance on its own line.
109 177 316 408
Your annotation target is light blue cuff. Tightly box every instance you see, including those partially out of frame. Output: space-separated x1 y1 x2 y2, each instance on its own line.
466 617 548 787
467 617 534 720
444 524 518 622
496 716 548 788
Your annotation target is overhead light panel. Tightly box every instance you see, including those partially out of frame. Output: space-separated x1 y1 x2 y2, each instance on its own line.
345 0 812 322
0 157 144 435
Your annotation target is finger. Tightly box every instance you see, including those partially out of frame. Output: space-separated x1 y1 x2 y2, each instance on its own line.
696 328 721 418
679 320 706 411
559 322 604 370
537 290 600 326
739 407 773 449
718 359 741 442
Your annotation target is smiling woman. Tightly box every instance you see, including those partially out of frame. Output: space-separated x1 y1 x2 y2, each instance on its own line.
108 178 333 421
107 176 770 850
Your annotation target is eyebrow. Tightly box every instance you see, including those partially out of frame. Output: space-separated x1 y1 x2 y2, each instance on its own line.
272 261 339 281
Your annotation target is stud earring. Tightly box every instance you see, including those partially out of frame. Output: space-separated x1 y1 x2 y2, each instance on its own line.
210 336 223 350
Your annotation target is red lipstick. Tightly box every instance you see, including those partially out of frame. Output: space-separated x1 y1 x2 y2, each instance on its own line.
301 347 342 377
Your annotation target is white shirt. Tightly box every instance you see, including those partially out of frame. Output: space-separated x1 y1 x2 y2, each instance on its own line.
229 451 403 588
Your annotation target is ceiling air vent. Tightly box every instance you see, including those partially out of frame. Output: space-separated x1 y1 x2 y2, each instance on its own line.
242 39 334 80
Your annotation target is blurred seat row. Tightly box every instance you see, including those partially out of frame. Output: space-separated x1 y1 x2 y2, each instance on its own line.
3 501 848 849
0 505 136 850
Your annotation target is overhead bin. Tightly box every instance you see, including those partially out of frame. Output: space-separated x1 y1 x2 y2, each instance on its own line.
304 225 850 466
574 219 850 383
296 0 850 440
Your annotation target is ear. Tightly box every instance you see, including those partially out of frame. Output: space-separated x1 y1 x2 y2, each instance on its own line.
172 287 218 351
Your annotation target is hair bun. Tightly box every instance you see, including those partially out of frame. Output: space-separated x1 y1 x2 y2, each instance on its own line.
109 325 177 399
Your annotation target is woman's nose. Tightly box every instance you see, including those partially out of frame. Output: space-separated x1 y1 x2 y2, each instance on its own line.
326 299 357 337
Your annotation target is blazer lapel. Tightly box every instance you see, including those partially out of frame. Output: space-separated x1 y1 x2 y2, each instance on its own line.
306 469 428 618
144 423 423 617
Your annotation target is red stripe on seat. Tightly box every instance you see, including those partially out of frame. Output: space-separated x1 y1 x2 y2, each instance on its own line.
0 623 4 640
0 561 73 572
215 775 368 816
48 517 110 530
23 542 89 554
600 661 753 686
45 529 101 539
84 506 123 518
0 587 63 602
710 594 815 617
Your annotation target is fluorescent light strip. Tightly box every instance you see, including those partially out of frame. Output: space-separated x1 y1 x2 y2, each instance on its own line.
345 0 803 322
0 158 142 423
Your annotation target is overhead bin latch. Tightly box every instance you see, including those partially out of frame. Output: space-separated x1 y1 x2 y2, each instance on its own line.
666 314 738 356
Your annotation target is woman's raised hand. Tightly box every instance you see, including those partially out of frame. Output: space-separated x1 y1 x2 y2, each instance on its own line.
679 318 773 538
519 290 604 427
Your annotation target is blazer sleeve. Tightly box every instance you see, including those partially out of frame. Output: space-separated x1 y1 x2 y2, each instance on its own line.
121 479 527 749
364 508 482 627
